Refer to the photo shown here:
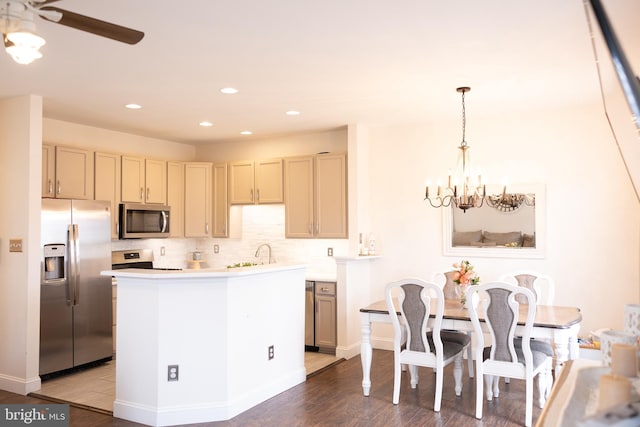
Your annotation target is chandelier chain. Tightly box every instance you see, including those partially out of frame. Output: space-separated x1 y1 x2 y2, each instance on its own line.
460 89 467 147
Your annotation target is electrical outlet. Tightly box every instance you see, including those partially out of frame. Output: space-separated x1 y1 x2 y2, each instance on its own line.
160 246 166 256
268 345 274 360
9 239 22 253
168 365 179 381
327 247 333 257
214 244 219 254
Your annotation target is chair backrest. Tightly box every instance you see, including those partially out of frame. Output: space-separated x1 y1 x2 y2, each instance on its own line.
385 278 444 356
466 282 537 366
499 271 555 305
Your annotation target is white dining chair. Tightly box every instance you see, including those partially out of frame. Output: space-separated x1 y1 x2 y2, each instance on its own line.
499 271 556 306
466 282 548 427
385 278 470 411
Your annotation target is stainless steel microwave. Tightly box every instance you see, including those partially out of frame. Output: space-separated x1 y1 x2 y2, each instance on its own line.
119 203 170 239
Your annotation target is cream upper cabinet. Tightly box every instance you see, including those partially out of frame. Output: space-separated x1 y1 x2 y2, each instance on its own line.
167 161 185 237
184 162 212 238
54 146 94 200
212 163 228 237
284 153 347 238
145 159 167 204
284 156 314 238
42 144 55 198
121 156 145 203
315 153 348 238
121 156 167 204
229 159 283 204
94 152 121 239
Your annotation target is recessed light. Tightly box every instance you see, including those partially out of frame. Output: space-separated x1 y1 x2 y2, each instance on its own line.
286 110 301 116
125 103 142 109
199 121 213 127
220 87 238 94
240 130 253 135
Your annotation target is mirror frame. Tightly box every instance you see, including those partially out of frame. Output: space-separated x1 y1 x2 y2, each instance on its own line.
442 183 546 259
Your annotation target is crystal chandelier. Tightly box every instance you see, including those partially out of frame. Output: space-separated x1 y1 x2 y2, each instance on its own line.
425 86 505 212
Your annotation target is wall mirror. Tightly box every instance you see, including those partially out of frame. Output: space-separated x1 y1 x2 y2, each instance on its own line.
442 183 546 259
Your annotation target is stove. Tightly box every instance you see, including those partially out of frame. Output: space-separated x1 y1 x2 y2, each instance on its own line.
111 249 182 270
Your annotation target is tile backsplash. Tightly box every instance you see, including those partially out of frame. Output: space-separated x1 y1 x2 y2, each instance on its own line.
111 204 347 277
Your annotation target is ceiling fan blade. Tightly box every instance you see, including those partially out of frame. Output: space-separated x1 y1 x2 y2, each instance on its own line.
39 6 144 45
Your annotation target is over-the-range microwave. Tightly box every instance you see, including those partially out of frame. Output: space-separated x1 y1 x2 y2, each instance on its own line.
119 203 171 239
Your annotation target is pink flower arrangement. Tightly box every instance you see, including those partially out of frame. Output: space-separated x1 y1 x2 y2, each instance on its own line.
452 260 480 305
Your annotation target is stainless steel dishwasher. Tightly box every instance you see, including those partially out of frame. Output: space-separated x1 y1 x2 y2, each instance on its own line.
305 281 316 351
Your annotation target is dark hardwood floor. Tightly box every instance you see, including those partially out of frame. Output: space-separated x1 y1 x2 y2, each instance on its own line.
3 349 541 426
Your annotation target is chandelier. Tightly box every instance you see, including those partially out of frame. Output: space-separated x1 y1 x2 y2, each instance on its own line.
424 86 507 212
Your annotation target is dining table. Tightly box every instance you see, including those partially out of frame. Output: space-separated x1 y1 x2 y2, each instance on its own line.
359 298 582 396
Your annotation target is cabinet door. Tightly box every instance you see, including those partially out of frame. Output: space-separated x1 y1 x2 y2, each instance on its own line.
284 156 314 238
55 146 94 199
255 158 283 203
212 163 228 237
42 144 55 198
315 154 348 238
145 159 167 204
184 162 212 237
121 156 145 203
315 282 336 349
167 162 184 237
229 161 255 204
94 152 121 239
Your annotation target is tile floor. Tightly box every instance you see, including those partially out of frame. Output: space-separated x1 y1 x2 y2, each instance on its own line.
34 351 342 413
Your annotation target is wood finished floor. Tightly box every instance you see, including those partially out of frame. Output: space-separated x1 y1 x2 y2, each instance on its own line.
11 349 543 426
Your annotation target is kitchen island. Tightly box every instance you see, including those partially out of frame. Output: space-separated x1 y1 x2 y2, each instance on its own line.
103 263 306 427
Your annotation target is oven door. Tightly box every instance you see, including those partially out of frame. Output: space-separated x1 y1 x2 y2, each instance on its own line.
119 204 170 239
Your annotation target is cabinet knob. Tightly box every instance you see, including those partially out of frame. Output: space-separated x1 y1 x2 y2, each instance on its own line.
57 180 61 195
146 187 150 200
48 179 53 195
139 187 144 200
205 223 209 234
256 188 260 202
250 189 254 202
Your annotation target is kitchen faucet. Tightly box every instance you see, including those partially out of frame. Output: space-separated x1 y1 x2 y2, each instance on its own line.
254 243 275 264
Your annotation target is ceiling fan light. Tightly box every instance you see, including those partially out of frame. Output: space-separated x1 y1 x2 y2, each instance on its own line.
7 29 46 49
5 27 45 65
6 43 43 64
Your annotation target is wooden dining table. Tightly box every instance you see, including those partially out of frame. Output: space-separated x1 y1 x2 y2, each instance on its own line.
359 298 582 396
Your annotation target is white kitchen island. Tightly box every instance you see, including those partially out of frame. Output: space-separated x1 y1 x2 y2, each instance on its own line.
103 263 306 427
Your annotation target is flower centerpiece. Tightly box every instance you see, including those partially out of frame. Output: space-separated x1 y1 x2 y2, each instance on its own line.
452 260 480 306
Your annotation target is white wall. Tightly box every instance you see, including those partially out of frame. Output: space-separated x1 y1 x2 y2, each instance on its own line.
365 104 640 335
0 96 42 394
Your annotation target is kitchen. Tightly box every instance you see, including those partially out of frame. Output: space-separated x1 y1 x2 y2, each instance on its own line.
33 118 355 423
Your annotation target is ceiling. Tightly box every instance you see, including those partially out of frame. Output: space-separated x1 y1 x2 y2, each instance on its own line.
1 0 638 145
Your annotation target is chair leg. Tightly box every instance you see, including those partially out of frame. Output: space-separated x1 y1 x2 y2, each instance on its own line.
546 358 553 399
475 363 484 419
493 375 500 397
434 364 443 412
485 374 494 401
525 375 534 427
467 333 474 378
392 354 401 404
453 354 463 396
409 364 418 389
537 371 546 408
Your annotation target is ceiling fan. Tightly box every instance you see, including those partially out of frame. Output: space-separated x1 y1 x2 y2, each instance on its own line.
1 0 144 64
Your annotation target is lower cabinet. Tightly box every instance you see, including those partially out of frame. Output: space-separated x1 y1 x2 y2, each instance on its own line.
315 281 337 352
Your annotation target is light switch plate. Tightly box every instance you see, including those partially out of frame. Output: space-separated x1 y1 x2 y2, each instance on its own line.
9 239 22 252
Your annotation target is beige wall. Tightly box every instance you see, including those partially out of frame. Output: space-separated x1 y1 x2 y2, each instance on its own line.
0 96 42 394
364 103 640 334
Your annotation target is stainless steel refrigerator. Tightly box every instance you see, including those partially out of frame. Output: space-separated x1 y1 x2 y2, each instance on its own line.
40 198 113 376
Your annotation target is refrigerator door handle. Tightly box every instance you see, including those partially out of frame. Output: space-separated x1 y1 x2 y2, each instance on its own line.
68 224 80 305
